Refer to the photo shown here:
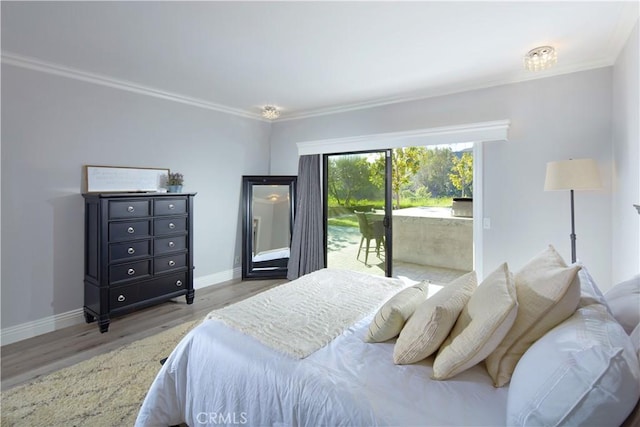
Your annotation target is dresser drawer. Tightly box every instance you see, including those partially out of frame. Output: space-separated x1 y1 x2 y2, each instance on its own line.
139 272 188 301
109 240 151 263
109 200 150 219
154 235 186 255
109 220 151 241
154 199 187 216
109 285 139 310
154 253 187 274
110 260 151 285
154 217 187 235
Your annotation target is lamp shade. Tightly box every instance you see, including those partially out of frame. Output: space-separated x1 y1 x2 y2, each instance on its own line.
544 158 602 191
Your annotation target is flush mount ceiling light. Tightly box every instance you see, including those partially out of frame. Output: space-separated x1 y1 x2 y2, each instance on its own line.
524 46 557 72
262 105 280 120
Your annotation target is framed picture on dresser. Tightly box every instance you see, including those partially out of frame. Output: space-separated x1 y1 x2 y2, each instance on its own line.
84 165 170 193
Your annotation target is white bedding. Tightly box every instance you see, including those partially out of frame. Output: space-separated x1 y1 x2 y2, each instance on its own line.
136 311 508 426
252 247 290 262
205 268 406 358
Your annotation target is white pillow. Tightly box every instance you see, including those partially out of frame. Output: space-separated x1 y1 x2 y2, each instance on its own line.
393 271 477 365
605 275 640 335
573 261 610 309
507 303 640 426
365 281 429 343
632 324 640 361
432 263 517 380
485 245 581 387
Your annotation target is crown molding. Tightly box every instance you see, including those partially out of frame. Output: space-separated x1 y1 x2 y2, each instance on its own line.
0 46 622 124
277 59 614 122
1 51 270 122
297 120 510 156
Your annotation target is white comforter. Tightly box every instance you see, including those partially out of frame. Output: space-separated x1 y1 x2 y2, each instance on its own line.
136 313 508 426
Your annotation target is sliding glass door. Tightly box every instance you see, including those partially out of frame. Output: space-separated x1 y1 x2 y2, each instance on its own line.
323 143 474 285
323 150 392 277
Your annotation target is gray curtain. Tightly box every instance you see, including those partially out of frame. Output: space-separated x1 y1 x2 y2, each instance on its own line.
287 154 325 279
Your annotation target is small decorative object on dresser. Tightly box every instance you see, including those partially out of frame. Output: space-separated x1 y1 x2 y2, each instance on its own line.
167 172 184 193
83 192 196 332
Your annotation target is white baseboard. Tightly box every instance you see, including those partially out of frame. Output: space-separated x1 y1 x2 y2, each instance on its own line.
194 267 241 289
0 268 242 346
0 308 85 346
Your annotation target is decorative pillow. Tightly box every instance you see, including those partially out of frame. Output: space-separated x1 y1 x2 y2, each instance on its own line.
507 303 640 426
365 281 430 343
485 245 581 387
393 271 477 365
433 263 517 380
604 275 640 335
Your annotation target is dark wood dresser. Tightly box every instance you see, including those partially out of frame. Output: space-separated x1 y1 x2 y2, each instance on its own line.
83 192 196 332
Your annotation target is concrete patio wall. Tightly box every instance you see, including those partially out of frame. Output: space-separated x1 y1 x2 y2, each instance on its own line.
392 212 473 271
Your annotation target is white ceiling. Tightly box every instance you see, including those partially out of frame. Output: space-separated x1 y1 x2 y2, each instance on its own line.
2 1 638 121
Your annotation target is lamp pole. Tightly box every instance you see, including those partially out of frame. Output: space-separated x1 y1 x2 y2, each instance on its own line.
569 189 576 263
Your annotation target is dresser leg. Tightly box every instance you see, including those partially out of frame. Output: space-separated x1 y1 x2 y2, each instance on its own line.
98 318 110 333
84 310 96 323
186 290 195 305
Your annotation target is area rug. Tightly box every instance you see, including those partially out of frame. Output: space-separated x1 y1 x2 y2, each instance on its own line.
1 320 199 427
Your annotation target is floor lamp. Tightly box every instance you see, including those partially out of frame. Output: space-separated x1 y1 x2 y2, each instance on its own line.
544 158 602 263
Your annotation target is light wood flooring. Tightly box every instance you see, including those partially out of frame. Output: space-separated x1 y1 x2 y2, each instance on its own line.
1 278 285 391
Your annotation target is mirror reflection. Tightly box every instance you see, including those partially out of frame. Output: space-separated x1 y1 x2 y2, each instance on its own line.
242 176 297 279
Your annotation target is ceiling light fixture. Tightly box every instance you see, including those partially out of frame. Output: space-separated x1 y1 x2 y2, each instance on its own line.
262 105 280 120
524 46 557 72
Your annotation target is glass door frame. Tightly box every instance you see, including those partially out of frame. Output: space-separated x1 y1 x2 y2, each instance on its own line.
322 149 393 277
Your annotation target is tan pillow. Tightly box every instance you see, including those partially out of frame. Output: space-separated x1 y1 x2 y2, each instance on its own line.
365 281 430 343
432 263 517 380
485 245 581 387
393 271 477 365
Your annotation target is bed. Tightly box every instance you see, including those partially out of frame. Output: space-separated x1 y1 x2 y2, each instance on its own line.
136 254 640 427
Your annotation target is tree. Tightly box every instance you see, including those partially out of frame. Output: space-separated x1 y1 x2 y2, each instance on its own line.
370 147 425 208
327 155 374 206
449 152 473 197
414 147 456 197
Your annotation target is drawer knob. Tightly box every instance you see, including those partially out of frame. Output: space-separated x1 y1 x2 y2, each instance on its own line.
127 227 135 234
176 280 183 287
118 295 126 302
127 206 135 212
168 260 176 266
168 241 175 248
168 223 176 229
127 268 135 276
127 247 135 255
168 203 175 209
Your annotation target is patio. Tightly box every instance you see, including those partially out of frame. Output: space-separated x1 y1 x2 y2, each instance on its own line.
327 207 472 286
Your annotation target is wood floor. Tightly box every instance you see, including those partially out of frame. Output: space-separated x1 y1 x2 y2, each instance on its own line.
0 278 285 391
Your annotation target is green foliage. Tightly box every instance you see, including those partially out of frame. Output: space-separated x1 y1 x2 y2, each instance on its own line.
370 147 426 208
449 152 473 197
327 155 379 207
167 172 184 185
327 216 359 228
326 146 472 213
399 196 453 208
414 147 456 197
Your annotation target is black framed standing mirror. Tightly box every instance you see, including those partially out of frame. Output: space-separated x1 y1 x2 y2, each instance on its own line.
242 175 297 279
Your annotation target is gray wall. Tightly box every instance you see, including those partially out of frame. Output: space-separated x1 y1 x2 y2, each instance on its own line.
270 68 614 288
611 21 640 284
1 64 271 328
2 23 637 334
